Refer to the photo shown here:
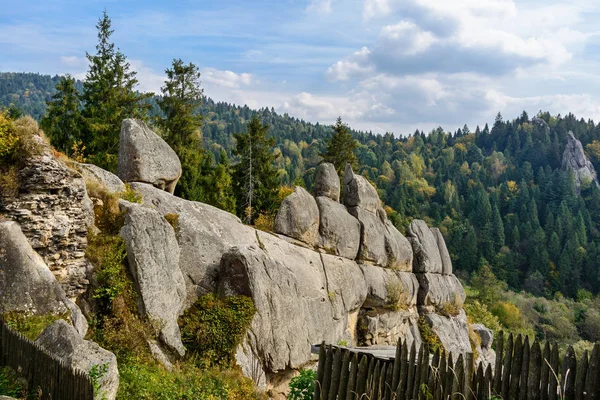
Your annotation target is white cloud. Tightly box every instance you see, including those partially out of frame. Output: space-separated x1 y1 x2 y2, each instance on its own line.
306 0 332 14
363 0 391 20
326 47 373 81
202 68 254 89
380 21 437 55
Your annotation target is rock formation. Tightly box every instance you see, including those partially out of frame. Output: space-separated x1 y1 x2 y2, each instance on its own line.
117 119 182 194
76 163 126 194
274 186 319 246
36 320 119 400
314 163 340 201
562 131 599 191
0 139 94 297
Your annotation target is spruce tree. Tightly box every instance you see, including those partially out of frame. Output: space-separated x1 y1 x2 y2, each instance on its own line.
233 116 279 223
40 75 83 154
321 117 357 175
81 10 150 171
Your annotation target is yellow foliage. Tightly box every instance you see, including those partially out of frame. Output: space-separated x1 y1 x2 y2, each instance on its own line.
507 180 518 194
254 213 274 233
277 185 295 202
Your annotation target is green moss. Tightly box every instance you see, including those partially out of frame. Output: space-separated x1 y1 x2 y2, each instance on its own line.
179 294 256 368
3 312 70 341
418 316 442 354
120 183 143 203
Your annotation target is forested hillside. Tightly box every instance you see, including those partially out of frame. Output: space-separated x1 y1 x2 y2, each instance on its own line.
2 71 600 303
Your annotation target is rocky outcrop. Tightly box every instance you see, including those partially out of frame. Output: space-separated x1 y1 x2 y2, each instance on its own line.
119 202 186 357
0 141 94 298
314 163 340 202
274 186 319 247
416 273 465 311
562 131 599 191
0 221 87 336
36 320 119 400
423 311 472 356
343 164 381 213
316 196 360 259
76 163 126 194
117 119 182 194
128 182 258 305
408 220 443 274
472 324 496 370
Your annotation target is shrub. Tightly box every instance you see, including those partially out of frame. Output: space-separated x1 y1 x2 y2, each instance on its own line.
385 281 409 311
254 212 275 232
0 366 25 398
120 183 143 203
88 234 128 311
179 294 256 367
418 316 442 354
164 213 180 232
287 369 316 400
464 300 502 339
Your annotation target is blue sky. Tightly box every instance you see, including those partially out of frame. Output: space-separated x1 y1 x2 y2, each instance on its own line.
2 0 600 135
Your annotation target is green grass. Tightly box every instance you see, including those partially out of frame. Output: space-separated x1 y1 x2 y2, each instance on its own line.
0 366 25 399
2 312 69 341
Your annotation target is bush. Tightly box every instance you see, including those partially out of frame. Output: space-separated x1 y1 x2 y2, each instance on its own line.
464 300 502 337
254 212 274 232
88 234 129 311
179 294 256 367
418 316 442 354
121 183 143 203
288 369 316 400
385 281 409 311
0 366 25 398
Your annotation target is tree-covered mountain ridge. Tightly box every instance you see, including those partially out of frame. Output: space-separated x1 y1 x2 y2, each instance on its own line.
3 71 600 302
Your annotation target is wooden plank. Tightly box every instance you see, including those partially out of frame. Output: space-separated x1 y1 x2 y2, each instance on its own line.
519 336 531 400
548 342 560 400
321 346 334 400
405 342 417 400
502 333 514 400
541 341 551 400
493 330 504 395
337 350 351 400
418 344 430 400
443 353 454 400
399 339 409 398
355 355 369 399
345 353 359 400
384 360 394 400
561 346 576 400
427 349 440 399
475 363 485 400
412 343 425 400
372 361 381 400
528 341 542 400
328 347 344 400
315 343 327 400
584 344 599 400
510 334 524 400
367 356 376 398
452 354 465 399
392 338 403 394
437 352 447 400
574 350 588 400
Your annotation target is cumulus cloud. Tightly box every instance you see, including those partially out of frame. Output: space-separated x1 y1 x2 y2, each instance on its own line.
202 68 253 89
306 0 332 14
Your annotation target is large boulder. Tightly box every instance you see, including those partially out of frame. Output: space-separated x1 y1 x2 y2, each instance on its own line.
343 164 380 213
0 221 87 336
76 163 126 194
422 311 472 356
359 309 421 347
359 264 419 309
383 220 414 271
408 220 443 274
117 119 182 194
0 141 94 297
274 186 320 247
415 273 465 310
119 202 186 356
316 196 360 259
36 320 119 400
431 228 452 275
562 131 600 191
314 163 340 202
128 182 258 306
218 231 364 372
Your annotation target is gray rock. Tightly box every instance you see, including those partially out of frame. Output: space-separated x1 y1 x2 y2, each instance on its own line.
415 273 466 309
562 131 600 192
408 220 443 274
422 311 472 356
76 163 126 194
343 164 381 213
274 186 320 246
349 207 387 265
359 264 419 309
314 163 340 201
129 182 258 306
383 220 414 272
117 119 182 194
235 338 267 391
321 254 368 320
1 144 94 297
431 228 452 275
359 308 422 347
36 320 119 400
316 196 360 259
148 340 174 371
0 396 17 400
119 201 186 356
218 231 360 372
471 324 493 350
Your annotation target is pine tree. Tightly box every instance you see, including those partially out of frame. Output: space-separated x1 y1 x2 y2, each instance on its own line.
81 10 151 171
206 150 236 213
233 116 280 223
321 117 358 175
40 75 83 154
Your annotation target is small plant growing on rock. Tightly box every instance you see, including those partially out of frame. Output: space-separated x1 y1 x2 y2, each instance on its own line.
287 368 316 400
164 213 180 232
418 316 442 354
385 281 409 311
89 363 109 399
120 183 142 203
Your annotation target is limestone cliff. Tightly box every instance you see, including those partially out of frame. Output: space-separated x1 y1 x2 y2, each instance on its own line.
563 131 599 191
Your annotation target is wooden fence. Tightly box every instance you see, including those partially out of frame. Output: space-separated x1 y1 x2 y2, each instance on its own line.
315 331 600 400
0 319 94 400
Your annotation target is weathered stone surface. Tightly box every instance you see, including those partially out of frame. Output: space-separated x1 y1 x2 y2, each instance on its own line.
36 320 119 400
76 163 126 194
314 163 340 202
117 119 182 194
218 232 359 372
119 201 186 356
563 131 600 192
343 164 380 213
383 220 413 272
129 182 258 306
350 207 387 265
359 264 419 309
0 221 88 336
274 186 319 246
0 143 94 297
471 324 493 349
415 273 465 309
235 338 267 391
423 310 472 356
472 324 496 370
316 196 360 259
431 228 452 275
321 254 367 320
408 219 443 274
358 309 422 347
